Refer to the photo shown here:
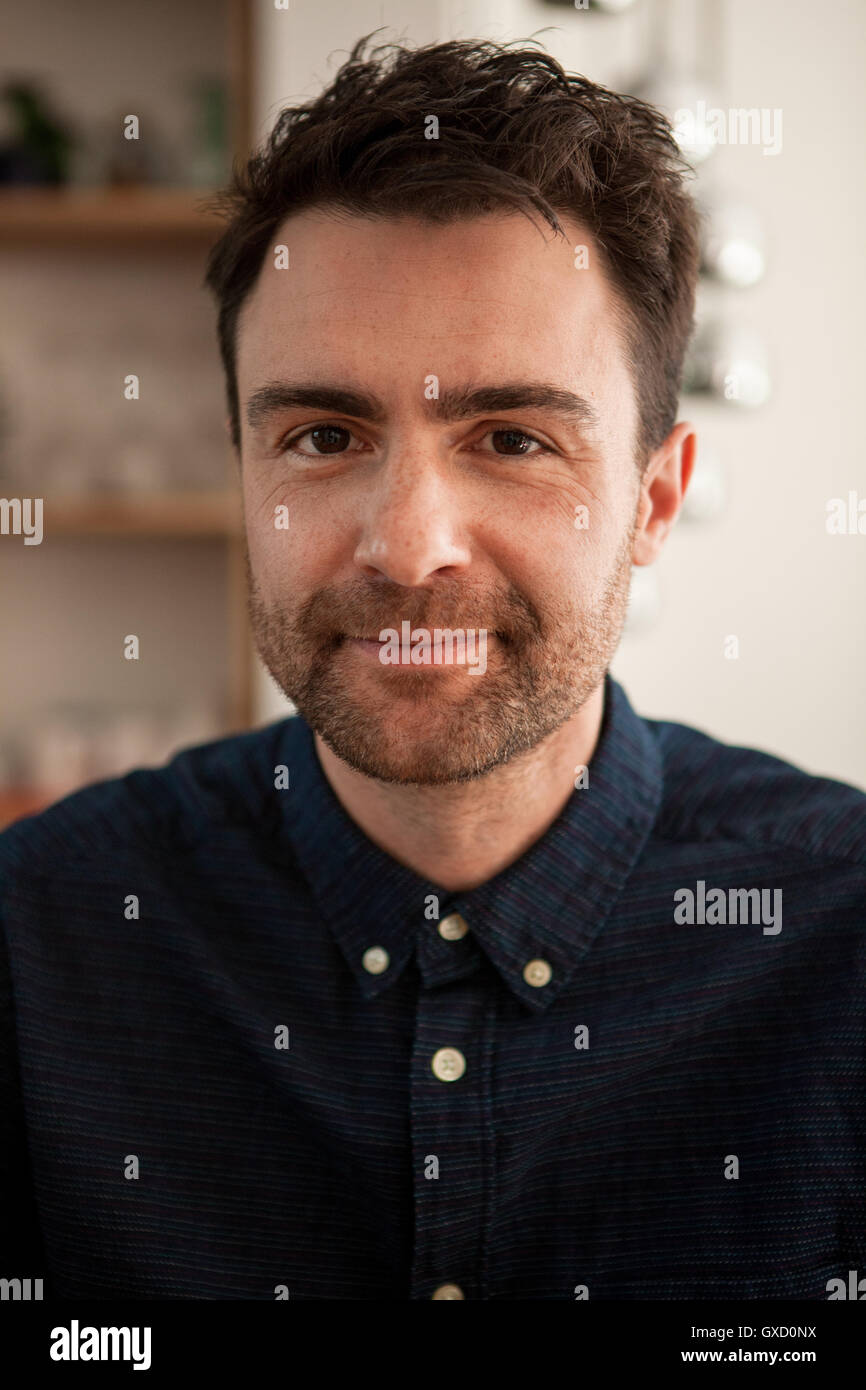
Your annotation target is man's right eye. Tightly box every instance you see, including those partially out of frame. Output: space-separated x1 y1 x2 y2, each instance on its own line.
282 424 360 456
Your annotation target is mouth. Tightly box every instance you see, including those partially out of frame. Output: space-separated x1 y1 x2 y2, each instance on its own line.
339 630 506 640
336 632 508 655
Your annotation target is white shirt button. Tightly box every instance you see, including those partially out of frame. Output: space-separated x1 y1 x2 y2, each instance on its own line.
523 957 552 987
438 912 469 941
431 1283 465 1299
431 1047 466 1082
362 946 390 975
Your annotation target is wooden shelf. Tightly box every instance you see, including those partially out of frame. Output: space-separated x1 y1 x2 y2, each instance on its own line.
45 491 242 538
0 187 224 244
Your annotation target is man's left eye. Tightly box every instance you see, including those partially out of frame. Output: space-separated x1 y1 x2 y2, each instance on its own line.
480 429 548 457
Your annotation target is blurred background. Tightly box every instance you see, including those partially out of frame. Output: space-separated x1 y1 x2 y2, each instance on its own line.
0 0 864 828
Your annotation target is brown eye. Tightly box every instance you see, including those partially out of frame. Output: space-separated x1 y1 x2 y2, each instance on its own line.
489 429 543 456
307 425 352 454
282 424 361 458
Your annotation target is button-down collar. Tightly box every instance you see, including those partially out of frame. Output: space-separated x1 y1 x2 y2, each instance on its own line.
277 673 662 1013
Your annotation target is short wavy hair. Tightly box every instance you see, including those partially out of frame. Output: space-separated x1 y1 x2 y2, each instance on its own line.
205 33 701 467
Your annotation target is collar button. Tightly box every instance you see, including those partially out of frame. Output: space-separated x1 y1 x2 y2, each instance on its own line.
523 958 553 988
362 946 390 975
437 912 469 940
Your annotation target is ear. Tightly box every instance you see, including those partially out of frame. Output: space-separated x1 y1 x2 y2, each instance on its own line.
632 421 696 566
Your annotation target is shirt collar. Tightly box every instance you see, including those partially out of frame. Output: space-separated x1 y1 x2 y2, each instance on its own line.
276 673 662 1013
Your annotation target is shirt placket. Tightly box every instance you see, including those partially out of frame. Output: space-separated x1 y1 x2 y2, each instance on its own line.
408 915 494 1300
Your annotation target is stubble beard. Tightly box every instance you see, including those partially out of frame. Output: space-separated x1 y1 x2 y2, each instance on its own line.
245 528 634 786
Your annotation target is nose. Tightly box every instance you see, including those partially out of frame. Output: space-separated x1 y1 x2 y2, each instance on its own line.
352 453 472 587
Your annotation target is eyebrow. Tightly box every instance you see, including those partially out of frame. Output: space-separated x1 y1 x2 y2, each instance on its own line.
245 380 600 434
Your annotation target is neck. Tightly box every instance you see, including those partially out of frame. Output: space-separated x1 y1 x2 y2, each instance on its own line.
312 680 606 892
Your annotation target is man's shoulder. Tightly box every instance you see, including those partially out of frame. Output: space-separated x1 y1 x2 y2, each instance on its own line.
643 707 866 868
0 715 304 880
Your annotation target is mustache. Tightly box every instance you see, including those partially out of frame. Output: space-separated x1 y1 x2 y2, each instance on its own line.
296 580 540 642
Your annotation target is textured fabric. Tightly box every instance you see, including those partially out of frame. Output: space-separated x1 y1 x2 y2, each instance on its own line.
1 673 864 1301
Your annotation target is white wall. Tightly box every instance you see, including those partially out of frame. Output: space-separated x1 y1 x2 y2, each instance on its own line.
250 0 866 790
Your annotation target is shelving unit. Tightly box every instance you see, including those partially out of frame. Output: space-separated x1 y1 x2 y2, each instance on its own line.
0 0 255 829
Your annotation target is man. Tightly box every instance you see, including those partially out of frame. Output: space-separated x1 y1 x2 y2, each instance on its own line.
1 36 864 1301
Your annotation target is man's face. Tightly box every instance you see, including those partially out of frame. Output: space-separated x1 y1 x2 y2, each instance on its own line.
235 208 642 784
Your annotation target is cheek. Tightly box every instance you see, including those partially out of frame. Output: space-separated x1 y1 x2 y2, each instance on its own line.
243 467 299 565
246 500 343 601
497 500 627 622
249 527 306 589
496 476 617 574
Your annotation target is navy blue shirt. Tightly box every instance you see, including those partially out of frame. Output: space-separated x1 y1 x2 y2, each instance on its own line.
1 674 865 1300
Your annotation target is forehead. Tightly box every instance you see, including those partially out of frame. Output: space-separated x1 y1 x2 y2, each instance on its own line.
236 207 630 390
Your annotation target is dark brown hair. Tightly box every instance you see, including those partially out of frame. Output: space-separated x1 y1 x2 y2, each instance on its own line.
204 33 700 466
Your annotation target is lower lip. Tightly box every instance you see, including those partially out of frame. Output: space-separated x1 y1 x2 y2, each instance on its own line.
343 637 494 666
